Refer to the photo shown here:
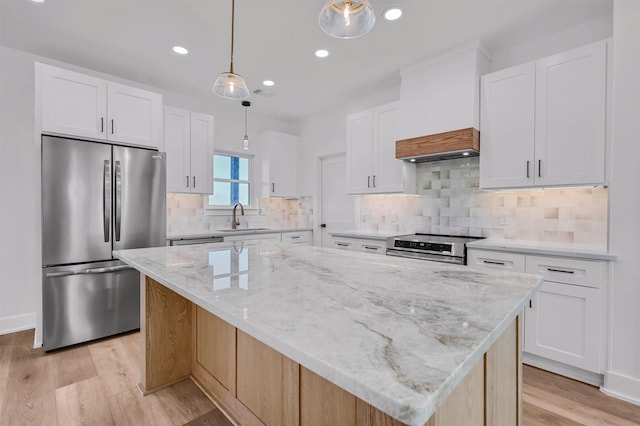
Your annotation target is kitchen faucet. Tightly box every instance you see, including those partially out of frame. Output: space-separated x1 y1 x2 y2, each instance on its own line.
232 202 244 229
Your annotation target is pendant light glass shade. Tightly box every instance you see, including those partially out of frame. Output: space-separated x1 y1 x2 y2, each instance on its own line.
213 0 249 100
319 0 375 39
213 72 250 100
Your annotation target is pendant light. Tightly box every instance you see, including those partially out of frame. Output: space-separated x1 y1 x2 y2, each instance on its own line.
319 0 375 39
213 0 249 100
242 100 250 150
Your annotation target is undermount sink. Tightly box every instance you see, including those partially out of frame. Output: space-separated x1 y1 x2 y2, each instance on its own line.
215 228 269 233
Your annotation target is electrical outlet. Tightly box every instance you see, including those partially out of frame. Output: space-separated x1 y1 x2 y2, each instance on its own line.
390 211 398 222
499 212 510 226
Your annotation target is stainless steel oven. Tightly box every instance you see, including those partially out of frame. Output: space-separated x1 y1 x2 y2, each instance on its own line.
386 234 483 265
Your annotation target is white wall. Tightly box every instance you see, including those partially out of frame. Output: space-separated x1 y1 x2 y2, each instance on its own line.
603 0 640 405
297 87 399 246
0 45 296 344
490 14 613 71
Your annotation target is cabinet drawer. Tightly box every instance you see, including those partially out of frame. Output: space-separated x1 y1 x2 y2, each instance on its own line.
223 233 281 243
525 255 602 288
357 239 386 255
467 249 526 272
282 231 311 245
328 236 357 251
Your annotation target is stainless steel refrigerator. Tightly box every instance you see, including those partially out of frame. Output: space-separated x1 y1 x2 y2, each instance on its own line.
41 135 166 351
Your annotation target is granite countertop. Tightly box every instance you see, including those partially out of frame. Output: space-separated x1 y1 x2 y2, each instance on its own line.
167 227 312 240
467 238 616 261
328 230 401 241
114 241 541 426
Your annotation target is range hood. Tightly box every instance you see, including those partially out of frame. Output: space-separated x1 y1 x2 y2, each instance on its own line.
396 127 479 163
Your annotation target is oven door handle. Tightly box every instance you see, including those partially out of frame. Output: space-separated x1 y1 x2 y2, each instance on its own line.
386 249 465 265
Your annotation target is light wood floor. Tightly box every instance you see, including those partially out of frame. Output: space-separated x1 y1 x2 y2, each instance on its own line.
1 329 639 426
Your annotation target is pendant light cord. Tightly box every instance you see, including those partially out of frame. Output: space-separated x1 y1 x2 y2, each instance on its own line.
230 0 235 74
244 104 248 134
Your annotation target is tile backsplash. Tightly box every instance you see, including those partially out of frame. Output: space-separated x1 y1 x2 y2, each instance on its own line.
356 157 607 248
166 194 312 236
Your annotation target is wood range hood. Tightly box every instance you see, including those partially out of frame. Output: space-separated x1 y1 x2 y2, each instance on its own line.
396 127 480 163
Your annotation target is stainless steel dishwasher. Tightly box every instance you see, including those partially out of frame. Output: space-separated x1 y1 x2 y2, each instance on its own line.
169 236 224 246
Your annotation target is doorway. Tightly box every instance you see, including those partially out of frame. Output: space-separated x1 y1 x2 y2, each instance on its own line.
320 154 354 247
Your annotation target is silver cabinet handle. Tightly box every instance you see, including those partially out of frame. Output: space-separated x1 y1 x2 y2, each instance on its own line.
483 260 505 265
101 117 104 133
103 160 111 243
372 175 376 188
186 175 190 188
547 268 574 274
336 242 350 247
291 236 301 239
111 119 115 135
367 176 371 188
193 176 196 188
364 246 378 250
271 182 275 193
526 161 530 178
115 160 122 242
45 265 134 278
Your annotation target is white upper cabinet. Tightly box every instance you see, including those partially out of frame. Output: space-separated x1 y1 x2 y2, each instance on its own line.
480 63 536 188
346 102 415 195
480 41 607 189
41 65 107 140
38 63 163 148
261 130 299 198
106 82 163 148
164 106 214 194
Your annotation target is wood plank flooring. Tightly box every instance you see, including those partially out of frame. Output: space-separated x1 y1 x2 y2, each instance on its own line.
0 329 231 426
1 329 639 425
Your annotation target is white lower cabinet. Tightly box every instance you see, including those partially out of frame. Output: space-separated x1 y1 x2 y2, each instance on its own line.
467 248 606 378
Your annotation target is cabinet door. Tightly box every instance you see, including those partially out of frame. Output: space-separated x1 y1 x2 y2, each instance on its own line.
40 64 107 140
524 281 601 372
164 107 190 193
480 63 536 189
372 102 405 193
190 112 214 195
534 41 606 186
107 82 162 148
269 133 298 197
346 110 374 194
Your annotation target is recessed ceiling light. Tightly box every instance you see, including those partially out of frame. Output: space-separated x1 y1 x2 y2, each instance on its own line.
172 46 188 55
315 49 329 58
262 80 275 87
31 0 45 3
383 8 402 21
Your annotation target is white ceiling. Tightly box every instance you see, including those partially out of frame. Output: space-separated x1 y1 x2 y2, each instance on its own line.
0 0 612 123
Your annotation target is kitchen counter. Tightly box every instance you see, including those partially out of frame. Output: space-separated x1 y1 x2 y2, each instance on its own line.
114 241 541 425
167 227 312 241
467 238 616 261
328 230 400 241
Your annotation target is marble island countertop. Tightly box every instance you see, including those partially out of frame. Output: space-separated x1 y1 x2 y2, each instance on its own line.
114 241 542 425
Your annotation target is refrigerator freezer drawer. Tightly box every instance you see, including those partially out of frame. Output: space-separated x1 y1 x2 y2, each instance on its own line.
43 261 140 351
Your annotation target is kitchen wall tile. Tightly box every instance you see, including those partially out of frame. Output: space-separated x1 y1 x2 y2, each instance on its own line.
353 157 607 248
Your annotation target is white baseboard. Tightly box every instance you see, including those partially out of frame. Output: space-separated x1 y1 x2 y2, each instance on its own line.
522 352 603 386
602 371 640 406
0 312 36 337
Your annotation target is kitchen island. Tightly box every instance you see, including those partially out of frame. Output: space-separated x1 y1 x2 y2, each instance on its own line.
114 240 542 426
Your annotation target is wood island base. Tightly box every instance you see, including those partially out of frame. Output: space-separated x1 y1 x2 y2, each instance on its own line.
140 276 523 426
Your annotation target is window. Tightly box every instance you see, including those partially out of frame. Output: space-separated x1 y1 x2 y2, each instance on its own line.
208 153 251 207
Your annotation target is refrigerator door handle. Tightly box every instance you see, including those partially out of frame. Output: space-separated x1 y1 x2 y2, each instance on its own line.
103 160 111 242
115 160 122 242
45 265 135 278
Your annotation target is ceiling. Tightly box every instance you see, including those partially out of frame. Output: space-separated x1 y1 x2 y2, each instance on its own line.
0 0 612 123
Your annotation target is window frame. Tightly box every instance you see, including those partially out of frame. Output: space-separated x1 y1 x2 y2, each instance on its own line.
205 150 258 212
